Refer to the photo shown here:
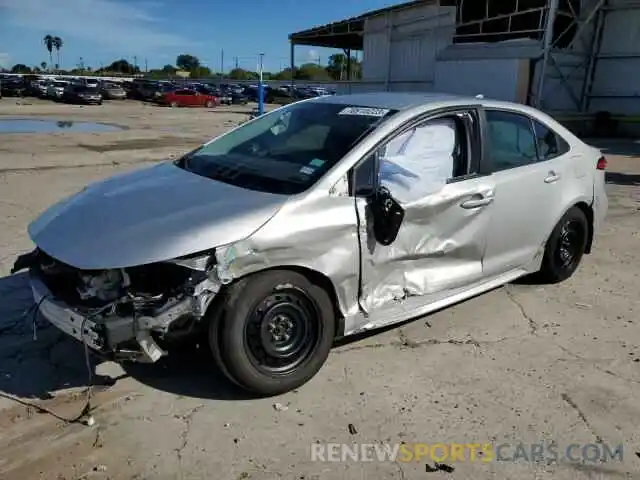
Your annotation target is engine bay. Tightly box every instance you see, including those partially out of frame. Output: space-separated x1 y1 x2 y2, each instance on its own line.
20 249 221 362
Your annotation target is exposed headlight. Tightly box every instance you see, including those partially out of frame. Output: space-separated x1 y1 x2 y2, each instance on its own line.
166 250 215 271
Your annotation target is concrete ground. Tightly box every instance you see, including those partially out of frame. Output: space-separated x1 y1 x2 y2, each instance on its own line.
0 98 638 480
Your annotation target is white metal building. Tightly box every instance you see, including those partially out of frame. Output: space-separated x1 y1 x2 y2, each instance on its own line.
289 0 640 123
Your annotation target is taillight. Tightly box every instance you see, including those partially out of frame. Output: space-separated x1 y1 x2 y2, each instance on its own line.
596 156 607 170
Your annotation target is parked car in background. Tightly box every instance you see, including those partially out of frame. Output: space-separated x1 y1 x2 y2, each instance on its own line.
61 85 103 105
139 81 170 101
158 88 218 107
12 92 609 396
152 83 179 102
47 81 69 100
224 91 249 105
101 81 127 100
1 77 27 97
31 80 50 97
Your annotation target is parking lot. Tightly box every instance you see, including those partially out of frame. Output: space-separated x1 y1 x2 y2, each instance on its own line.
0 97 638 480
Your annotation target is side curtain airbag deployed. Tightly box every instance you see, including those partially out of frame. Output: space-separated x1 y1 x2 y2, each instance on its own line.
379 118 456 204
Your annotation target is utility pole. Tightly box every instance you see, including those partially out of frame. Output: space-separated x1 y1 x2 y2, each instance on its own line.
234 56 239 69
220 49 224 77
144 58 148 72
257 53 265 116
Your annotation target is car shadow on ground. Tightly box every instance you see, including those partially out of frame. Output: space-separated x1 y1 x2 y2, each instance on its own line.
605 172 640 186
0 271 536 401
0 272 253 402
0 272 95 401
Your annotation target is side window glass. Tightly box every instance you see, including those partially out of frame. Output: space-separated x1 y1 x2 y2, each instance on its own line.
378 117 459 203
532 120 569 160
486 110 537 171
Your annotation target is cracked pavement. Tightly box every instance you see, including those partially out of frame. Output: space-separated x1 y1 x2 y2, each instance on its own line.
0 99 639 479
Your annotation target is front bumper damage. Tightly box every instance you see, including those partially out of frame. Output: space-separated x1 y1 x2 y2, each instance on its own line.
17 250 222 363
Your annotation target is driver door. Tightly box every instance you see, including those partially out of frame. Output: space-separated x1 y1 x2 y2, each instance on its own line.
353 108 496 314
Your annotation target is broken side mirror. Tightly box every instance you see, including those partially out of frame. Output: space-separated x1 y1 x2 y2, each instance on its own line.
369 186 404 246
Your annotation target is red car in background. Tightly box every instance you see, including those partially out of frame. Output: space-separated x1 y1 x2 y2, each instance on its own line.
160 88 218 108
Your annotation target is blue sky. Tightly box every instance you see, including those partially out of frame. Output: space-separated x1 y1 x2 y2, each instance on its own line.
0 0 399 72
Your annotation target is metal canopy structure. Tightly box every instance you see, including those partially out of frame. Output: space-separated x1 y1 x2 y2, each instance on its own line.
288 0 437 50
288 0 438 81
288 0 612 111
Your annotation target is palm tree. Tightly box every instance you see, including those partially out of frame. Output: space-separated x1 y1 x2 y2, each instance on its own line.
53 36 63 70
40 61 47 71
43 34 54 71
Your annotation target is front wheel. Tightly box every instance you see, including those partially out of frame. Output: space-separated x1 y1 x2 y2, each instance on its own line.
209 270 335 396
538 207 589 283
170 101 178 108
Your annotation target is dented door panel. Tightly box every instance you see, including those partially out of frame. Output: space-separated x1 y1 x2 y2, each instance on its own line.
356 176 496 314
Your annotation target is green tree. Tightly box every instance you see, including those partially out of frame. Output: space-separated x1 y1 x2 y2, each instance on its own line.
190 65 212 77
104 59 139 74
272 68 295 80
11 64 32 74
43 34 54 70
295 63 330 81
326 53 361 80
162 64 176 73
228 68 257 80
40 61 47 71
53 36 63 69
176 54 200 71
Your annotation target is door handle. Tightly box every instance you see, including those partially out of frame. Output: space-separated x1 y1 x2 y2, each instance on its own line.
544 171 561 183
460 196 494 209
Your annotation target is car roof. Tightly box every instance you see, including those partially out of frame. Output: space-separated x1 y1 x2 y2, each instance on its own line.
309 91 540 114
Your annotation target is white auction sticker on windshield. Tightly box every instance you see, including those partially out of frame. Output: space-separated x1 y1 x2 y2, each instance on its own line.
339 107 390 117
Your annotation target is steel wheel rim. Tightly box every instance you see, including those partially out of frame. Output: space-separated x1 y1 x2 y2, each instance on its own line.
244 288 320 375
555 219 584 270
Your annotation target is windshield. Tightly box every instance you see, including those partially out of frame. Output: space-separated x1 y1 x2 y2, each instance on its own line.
177 101 396 194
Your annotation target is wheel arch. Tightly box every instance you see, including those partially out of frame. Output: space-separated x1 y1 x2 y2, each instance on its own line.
545 199 594 254
573 201 594 254
215 265 346 339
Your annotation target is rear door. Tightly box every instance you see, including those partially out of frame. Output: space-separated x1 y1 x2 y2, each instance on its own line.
480 108 568 277
354 107 497 313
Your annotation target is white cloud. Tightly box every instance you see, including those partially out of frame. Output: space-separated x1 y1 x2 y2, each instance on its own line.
307 49 320 62
0 0 197 54
0 52 10 68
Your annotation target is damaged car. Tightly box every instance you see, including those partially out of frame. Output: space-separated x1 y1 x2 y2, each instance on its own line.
13 92 608 395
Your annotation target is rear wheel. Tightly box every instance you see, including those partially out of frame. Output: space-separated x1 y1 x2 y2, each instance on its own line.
170 101 178 108
538 207 588 283
209 270 335 396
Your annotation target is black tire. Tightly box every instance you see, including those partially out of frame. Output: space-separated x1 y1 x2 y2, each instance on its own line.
209 270 335 396
538 207 588 284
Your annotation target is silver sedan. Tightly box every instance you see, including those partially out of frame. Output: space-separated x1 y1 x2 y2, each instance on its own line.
13 92 608 395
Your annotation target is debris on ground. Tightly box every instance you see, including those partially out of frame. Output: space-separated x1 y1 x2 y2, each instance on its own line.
425 463 455 473
273 402 289 412
348 423 357 435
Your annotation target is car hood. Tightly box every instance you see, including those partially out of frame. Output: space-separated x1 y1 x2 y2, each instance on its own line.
28 162 288 269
